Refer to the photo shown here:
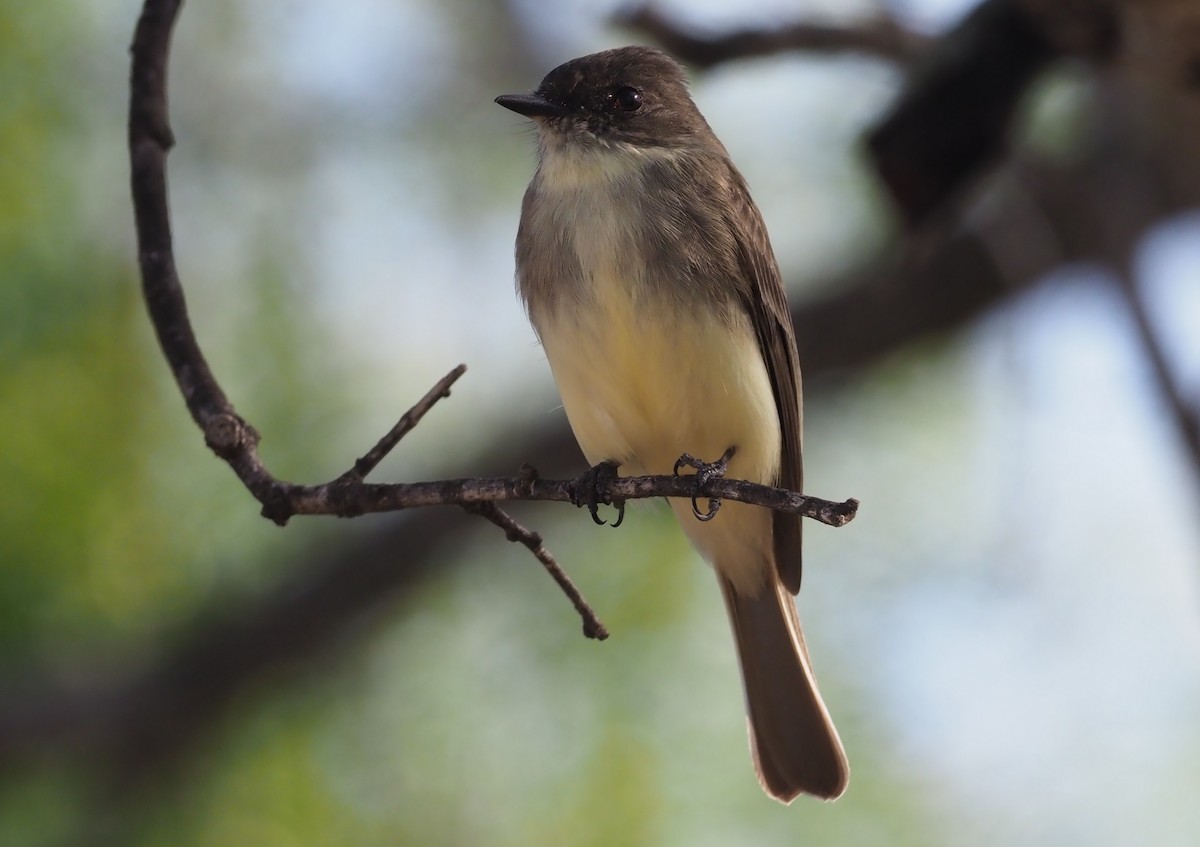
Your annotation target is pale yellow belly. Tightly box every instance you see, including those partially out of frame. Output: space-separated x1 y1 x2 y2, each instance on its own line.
535 272 781 594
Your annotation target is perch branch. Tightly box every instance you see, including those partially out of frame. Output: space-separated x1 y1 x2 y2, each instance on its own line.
272 469 859 525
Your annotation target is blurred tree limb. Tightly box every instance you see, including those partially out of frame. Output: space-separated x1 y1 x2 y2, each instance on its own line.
615 4 927 65
2 0 1198 836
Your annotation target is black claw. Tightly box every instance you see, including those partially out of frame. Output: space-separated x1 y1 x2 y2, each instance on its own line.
571 460 625 527
673 447 736 523
672 454 696 476
692 494 720 522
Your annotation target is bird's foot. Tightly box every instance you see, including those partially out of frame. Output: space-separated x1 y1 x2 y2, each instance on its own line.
570 460 625 527
673 446 737 522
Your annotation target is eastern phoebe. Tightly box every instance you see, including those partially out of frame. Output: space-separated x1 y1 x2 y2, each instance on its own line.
496 46 848 802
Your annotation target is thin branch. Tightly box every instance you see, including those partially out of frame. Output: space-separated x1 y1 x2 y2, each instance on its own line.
269 471 859 525
463 501 609 640
616 4 925 67
338 363 467 483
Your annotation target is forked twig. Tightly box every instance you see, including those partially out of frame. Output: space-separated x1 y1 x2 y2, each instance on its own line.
463 502 609 640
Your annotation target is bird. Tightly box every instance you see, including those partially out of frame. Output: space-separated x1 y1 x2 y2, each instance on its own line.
495 45 848 802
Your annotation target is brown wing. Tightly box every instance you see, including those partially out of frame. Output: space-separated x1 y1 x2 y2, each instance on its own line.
722 165 805 595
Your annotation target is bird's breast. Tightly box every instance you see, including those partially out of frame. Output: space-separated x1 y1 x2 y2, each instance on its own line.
520 155 780 489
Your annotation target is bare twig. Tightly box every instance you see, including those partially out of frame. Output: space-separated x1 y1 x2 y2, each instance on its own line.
264 471 859 525
617 4 925 67
463 502 609 640
339 364 468 483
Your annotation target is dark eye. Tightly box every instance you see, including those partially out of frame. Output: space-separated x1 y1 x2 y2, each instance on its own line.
613 86 642 112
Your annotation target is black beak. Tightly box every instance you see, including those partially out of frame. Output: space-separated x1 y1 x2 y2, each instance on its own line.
494 93 566 119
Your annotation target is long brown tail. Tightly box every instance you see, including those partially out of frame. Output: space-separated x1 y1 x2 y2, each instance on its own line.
719 574 849 802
